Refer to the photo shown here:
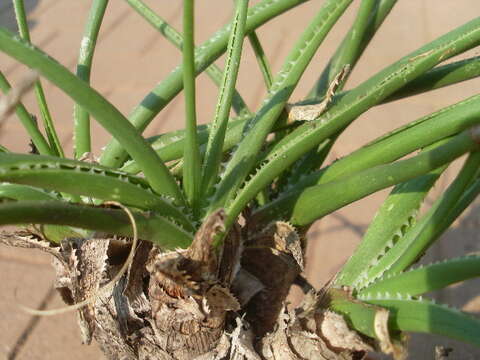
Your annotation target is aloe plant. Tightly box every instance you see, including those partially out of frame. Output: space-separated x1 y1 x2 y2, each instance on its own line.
1 1 480 359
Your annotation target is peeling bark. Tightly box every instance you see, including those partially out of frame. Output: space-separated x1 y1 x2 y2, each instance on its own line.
1 215 374 360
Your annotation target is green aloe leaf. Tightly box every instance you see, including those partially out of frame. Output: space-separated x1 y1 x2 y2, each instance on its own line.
385 55 480 103
0 182 58 201
182 0 202 209
201 0 249 203
0 200 193 248
0 153 194 231
248 31 274 88
0 28 184 204
73 0 109 158
252 87 480 226
357 294 480 348
336 168 444 288
125 0 250 117
309 0 398 99
364 151 480 284
12 0 64 157
290 0 396 181
359 255 480 297
328 288 384 339
120 54 480 177
207 0 354 222
233 17 480 229
0 71 53 156
99 0 309 169
312 0 381 98
290 130 478 226
253 127 478 226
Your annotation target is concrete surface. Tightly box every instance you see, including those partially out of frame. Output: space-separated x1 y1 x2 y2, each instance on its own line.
0 1 479 359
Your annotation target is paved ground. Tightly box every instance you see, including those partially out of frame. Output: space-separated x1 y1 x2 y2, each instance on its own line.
0 1 479 359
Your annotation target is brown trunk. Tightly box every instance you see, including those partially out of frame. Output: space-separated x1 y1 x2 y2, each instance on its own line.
1 212 374 360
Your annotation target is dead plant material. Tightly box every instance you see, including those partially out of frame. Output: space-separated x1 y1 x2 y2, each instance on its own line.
2 211 374 359
15 202 138 320
287 64 350 122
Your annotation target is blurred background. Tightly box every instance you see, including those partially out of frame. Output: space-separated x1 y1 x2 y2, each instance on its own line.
0 1 479 359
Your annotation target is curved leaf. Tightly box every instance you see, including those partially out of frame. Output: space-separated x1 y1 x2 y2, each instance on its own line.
0 200 193 248
0 153 194 231
357 294 480 348
328 288 384 339
0 28 184 203
13 0 63 157
99 0 309 168
255 130 478 226
359 255 480 297
385 55 480 102
125 0 250 116
0 71 53 156
182 0 202 209
336 167 444 288
252 92 480 225
73 0 109 157
0 182 58 201
201 0 250 202
207 0 354 220
364 151 480 283
228 17 480 226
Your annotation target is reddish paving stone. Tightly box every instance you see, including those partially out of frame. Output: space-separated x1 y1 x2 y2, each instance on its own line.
0 245 104 359
0 247 50 357
12 288 105 360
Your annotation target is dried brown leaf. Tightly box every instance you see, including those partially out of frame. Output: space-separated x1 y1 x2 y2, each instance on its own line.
287 65 350 122
320 311 373 353
374 308 407 360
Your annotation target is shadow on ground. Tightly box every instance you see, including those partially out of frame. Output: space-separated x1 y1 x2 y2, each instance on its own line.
1 0 40 33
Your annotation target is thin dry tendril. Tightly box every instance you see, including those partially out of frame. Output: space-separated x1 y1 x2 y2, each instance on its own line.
17 201 138 316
